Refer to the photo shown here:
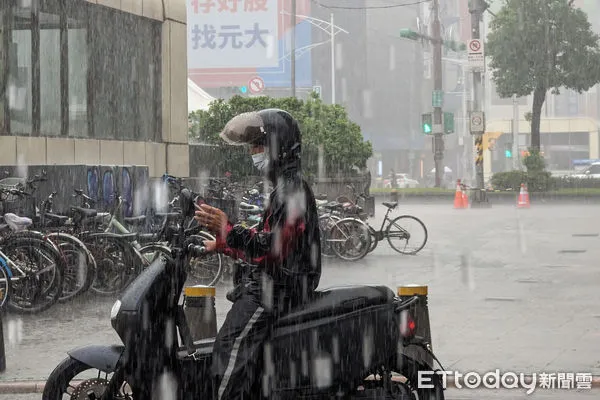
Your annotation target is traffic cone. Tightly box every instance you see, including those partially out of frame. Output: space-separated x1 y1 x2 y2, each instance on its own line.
454 180 466 209
517 183 530 208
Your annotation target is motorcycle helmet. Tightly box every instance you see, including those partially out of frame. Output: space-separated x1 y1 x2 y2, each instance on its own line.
219 109 302 181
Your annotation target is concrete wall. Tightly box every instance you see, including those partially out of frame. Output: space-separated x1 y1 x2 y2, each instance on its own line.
1 0 189 178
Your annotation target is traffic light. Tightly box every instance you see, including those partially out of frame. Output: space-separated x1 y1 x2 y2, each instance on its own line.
443 112 454 134
505 143 513 158
239 86 248 94
422 113 433 134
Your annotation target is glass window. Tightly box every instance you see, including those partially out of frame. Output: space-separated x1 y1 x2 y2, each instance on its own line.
89 6 115 140
1 0 160 140
39 8 61 136
89 6 161 141
9 2 33 135
67 0 87 137
0 5 9 134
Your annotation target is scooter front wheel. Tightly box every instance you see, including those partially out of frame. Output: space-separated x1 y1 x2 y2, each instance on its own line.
43 357 131 399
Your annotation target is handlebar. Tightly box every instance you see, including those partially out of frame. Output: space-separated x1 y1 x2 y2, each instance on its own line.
26 171 48 187
187 243 206 258
2 187 30 197
72 189 96 204
394 295 419 312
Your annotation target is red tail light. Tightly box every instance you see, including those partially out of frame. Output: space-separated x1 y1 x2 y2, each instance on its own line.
399 310 416 338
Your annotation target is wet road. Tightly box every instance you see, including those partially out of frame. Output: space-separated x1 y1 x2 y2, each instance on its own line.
1 203 600 387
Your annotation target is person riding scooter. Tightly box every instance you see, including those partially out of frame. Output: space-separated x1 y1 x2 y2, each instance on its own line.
194 108 322 399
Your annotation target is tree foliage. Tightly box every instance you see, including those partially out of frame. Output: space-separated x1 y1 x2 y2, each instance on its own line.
487 0 600 152
188 93 373 179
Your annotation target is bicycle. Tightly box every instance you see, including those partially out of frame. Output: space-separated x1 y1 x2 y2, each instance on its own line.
7 184 97 303
318 201 372 261
317 195 369 259
109 179 224 287
0 219 65 314
364 201 428 255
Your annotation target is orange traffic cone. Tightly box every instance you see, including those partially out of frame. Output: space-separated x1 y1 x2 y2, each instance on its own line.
454 180 467 209
517 183 530 208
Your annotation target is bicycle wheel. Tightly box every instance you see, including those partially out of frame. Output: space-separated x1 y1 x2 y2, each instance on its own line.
46 232 96 303
82 235 143 296
187 231 223 286
0 256 11 310
386 215 428 255
329 218 372 262
2 236 64 314
319 214 341 258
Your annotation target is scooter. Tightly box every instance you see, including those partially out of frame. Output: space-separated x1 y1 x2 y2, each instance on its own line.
43 189 446 399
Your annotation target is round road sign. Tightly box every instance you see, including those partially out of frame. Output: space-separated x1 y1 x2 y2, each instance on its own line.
469 39 481 52
248 76 265 94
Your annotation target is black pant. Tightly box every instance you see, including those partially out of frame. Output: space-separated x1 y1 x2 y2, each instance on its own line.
212 291 272 399
213 271 310 399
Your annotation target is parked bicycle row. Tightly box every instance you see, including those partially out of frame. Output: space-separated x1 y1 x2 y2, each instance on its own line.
0 172 427 314
234 182 429 262
0 173 226 314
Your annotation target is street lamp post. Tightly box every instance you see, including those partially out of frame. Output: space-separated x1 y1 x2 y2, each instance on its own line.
280 11 348 104
400 2 467 188
432 0 444 188
291 0 296 97
330 13 336 104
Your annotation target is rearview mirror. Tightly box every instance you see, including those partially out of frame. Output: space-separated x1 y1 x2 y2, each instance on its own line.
180 188 196 218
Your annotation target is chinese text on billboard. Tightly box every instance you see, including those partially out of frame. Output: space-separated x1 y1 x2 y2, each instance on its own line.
188 0 279 69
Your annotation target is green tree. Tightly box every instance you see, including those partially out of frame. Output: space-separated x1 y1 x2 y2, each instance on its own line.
487 0 600 152
189 93 373 178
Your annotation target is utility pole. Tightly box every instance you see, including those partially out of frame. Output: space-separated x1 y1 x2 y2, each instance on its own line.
432 0 444 188
291 0 296 97
469 0 488 205
512 94 520 169
330 13 336 104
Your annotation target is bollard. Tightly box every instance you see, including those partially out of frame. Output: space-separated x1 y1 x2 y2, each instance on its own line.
398 284 432 367
183 285 217 342
0 313 5 372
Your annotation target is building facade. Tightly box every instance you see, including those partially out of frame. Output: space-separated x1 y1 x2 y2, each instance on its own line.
0 0 189 178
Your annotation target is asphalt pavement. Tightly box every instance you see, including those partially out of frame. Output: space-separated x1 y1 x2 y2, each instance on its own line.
0 202 599 398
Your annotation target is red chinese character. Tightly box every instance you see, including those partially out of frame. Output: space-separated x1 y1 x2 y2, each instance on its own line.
244 0 268 12
218 0 240 13
194 0 216 13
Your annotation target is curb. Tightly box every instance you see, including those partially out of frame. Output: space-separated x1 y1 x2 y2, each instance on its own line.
1 376 600 394
0 380 47 394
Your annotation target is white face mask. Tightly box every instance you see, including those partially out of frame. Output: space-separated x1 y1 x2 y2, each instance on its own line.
252 152 269 172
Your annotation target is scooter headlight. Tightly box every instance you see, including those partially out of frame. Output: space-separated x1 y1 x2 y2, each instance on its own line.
110 300 121 320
